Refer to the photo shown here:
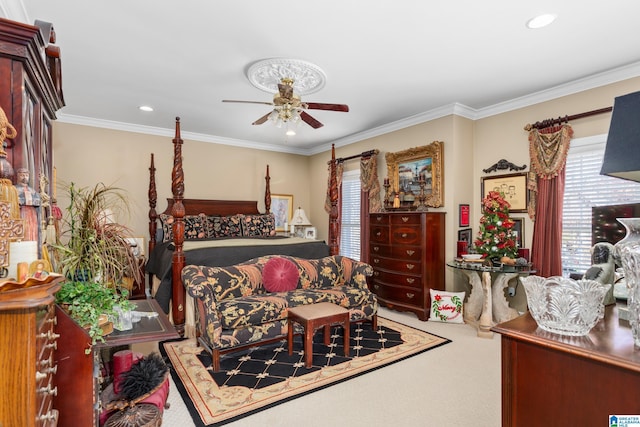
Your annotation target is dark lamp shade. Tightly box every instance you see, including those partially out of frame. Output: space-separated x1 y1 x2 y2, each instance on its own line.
601 90 640 182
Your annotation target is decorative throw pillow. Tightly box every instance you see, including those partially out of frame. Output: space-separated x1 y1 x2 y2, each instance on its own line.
429 289 465 323
262 257 299 293
241 213 276 237
206 215 244 238
159 214 174 242
159 213 207 241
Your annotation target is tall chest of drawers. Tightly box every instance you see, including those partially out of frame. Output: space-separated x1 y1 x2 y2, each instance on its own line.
367 212 445 320
0 276 64 427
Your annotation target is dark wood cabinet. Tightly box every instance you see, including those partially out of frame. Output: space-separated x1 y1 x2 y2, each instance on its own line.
366 212 445 320
0 276 63 427
54 298 179 426
0 17 64 254
492 306 640 426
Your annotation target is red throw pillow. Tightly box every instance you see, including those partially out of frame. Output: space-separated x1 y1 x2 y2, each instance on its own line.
262 257 299 293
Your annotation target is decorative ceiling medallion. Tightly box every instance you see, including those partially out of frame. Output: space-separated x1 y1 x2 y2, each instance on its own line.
247 58 326 95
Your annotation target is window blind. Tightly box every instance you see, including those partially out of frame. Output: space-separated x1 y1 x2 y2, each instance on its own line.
340 170 361 260
562 137 640 276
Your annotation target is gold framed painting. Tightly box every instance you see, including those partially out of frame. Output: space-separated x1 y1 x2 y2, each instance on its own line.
481 172 528 213
385 141 444 208
270 194 293 232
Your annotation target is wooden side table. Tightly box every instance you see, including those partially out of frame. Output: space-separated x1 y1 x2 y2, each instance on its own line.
288 302 350 368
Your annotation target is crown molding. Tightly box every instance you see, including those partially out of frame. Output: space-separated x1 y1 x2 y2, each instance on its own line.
57 114 309 155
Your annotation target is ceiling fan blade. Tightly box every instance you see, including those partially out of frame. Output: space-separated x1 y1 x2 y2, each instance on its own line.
300 111 324 129
252 112 271 125
305 102 349 112
222 100 274 106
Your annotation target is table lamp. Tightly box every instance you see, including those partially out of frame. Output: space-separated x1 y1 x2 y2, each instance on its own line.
600 89 640 347
290 207 311 237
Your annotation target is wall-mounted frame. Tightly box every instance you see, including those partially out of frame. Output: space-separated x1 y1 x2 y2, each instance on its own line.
385 141 444 208
270 194 293 232
512 218 524 249
481 172 528 213
459 204 470 227
458 228 472 243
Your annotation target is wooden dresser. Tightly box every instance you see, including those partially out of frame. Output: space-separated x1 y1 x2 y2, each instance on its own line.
0 276 64 426
367 211 445 320
492 305 640 426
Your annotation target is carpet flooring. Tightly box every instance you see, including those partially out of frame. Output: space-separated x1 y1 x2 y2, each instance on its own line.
161 317 450 426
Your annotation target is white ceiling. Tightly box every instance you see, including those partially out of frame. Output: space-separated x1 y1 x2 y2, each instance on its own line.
9 0 640 155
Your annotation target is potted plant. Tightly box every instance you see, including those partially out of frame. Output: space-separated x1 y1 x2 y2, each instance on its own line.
53 182 142 286
55 280 134 346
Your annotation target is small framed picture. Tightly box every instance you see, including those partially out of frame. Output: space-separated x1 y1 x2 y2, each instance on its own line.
458 228 472 243
304 226 317 240
459 204 470 227
511 218 524 249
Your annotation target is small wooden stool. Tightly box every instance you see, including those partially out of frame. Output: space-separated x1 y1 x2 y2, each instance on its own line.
287 302 350 368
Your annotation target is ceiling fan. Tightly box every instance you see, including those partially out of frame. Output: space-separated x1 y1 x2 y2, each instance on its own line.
222 77 349 129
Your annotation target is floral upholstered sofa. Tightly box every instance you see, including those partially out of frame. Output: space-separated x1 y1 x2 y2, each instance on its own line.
182 254 378 370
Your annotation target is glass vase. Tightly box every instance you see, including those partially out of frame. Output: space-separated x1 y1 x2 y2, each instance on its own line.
615 218 640 347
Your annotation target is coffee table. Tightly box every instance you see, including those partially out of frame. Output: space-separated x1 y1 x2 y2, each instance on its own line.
287 302 350 368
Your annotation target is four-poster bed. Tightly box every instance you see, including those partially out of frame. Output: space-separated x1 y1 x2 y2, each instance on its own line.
146 118 330 334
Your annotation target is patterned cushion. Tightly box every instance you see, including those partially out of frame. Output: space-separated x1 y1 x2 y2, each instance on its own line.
206 215 244 238
262 257 299 292
241 213 276 237
159 213 207 242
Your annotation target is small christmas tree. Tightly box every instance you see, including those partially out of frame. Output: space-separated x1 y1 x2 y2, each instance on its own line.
474 190 518 260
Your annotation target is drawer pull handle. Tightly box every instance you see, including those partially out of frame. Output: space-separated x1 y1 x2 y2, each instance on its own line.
376 216 383 221
401 233 408 238
406 250 415 256
374 271 380 276
406 278 415 284
374 259 380 263
373 246 379 251
37 412 58 422
406 293 415 299
38 385 57 396
376 232 382 237
402 216 409 222
406 264 415 270
374 284 380 290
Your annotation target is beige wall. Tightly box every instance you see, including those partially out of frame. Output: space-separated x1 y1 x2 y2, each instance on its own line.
52 76 640 293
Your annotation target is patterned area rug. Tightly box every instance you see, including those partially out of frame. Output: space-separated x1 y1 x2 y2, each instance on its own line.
161 317 450 426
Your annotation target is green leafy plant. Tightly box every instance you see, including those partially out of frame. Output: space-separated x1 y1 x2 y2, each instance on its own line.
53 182 141 286
56 281 134 346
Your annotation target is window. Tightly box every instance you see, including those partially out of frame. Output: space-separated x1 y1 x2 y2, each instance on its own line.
562 135 640 276
340 170 361 260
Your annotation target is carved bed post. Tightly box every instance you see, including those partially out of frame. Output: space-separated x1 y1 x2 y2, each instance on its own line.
170 117 186 334
264 164 271 213
148 153 157 287
329 144 339 255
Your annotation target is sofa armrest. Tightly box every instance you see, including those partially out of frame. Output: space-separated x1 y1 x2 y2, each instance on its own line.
182 265 224 347
338 256 374 291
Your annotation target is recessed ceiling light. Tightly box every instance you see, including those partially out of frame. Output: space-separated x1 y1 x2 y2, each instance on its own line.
286 129 296 136
139 105 154 112
526 13 557 29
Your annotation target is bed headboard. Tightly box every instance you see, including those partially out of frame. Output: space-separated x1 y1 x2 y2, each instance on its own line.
161 198 261 217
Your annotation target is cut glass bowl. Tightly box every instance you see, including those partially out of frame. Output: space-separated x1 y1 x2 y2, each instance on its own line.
520 276 611 336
